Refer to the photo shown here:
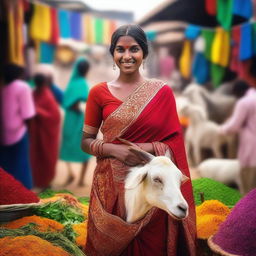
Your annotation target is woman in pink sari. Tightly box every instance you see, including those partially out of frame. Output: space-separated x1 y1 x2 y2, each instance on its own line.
82 24 196 256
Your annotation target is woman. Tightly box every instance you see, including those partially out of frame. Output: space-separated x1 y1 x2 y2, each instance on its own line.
60 57 92 186
0 64 35 189
82 25 196 255
29 73 61 188
219 81 256 195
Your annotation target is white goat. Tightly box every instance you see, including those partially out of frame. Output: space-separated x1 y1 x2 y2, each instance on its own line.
197 158 241 188
180 103 234 166
124 148 189 223
182 83 236 123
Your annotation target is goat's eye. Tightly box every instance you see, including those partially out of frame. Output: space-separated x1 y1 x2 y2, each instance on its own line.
153 177 163 184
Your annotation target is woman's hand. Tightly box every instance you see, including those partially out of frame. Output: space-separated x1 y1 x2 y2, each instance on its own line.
104 143 144 166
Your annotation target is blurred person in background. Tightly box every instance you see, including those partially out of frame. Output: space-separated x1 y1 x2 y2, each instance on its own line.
29 73 61 189
81 24 196 256
158 47 175 80
34 64 64 105
60 57 92 187
0 64 35 189
219 80 256 195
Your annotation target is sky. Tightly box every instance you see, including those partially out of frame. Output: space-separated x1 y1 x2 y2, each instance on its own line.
82 0 164 21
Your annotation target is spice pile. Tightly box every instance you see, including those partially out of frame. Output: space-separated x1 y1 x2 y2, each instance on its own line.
192 178 241 207
0 168 39 205
196 200 230 239
0 188 89 256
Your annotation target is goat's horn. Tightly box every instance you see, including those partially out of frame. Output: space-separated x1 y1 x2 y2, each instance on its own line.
129 147 154 163
116 137 137 147
181 174 190 184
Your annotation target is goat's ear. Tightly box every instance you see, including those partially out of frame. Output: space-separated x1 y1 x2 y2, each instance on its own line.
129 147 154 163
181 174 190 185
125 169 148 189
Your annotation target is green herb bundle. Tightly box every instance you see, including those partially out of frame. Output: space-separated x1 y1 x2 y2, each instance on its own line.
33 200 85 224
39 189 74 199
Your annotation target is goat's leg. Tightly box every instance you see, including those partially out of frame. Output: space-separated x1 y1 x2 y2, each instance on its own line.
212 143 223 159
193 144 202 166
226 137 236 158
185 141 193 167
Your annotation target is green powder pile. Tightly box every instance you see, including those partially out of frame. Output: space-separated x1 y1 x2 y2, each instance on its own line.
192 178 242 207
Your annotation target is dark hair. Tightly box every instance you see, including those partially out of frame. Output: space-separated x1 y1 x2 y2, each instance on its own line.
77 59 90 77
34 73 47 87
109 24 148 59
3 64 24 84
232 80 249 98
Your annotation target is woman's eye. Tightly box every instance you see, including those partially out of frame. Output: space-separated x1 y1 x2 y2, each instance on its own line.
131 47 139 52
116 48 124 52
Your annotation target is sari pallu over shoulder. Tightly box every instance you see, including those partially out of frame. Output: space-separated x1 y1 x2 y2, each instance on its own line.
85 79 196 256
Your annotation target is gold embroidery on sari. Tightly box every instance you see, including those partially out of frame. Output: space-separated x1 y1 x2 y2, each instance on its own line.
101 79 165 142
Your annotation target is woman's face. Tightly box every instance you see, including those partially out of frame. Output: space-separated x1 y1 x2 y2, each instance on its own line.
113 36 144 75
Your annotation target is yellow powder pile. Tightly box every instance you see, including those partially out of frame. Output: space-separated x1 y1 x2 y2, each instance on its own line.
72 221 88 248
196 200 231 239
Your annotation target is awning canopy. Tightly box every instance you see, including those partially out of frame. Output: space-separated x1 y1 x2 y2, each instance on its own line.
139 0 246 27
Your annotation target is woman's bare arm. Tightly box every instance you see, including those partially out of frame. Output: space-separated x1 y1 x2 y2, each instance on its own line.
81 132 153 166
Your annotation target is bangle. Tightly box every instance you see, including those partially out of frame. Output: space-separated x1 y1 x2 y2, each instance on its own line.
90 139 105 157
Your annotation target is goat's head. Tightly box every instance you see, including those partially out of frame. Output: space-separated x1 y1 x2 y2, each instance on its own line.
125 148 189 223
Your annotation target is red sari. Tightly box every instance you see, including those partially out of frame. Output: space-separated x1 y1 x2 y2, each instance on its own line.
84 79 196 256
30 86 61 188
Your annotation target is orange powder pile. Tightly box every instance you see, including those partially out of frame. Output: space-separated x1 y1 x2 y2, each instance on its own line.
196 200 231 239
3 215 64 232
0 235 71 256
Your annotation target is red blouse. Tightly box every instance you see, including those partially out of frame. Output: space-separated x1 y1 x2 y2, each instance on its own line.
84 82 123 130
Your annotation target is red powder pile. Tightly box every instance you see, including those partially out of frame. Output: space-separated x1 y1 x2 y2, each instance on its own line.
0 168 39 205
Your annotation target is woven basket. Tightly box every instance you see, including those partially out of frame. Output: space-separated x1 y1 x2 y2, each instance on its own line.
0 203 39 224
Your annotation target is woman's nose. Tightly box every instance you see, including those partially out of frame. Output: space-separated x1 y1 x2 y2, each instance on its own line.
123 50 131 59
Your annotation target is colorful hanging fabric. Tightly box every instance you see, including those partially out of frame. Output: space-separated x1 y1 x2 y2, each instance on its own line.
7 1 24 66
194 36 205 53
30 3 51 42
238 59 253 82
185 25 201 40
239 23 253 61
94 18 104 44
217 0 233 30
39 42 56 63
83 15 95 44
58 9 71 39
230 26 241 72
211 27 230 67
50 8 59 44
192 52 210 84
252 23 256 56
202 30 215 60
233 0 252 19
146 31 157 41
179 40 192 79
205 0 217 15
103 20 111 45
70 12 82 40
211 63 226 87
